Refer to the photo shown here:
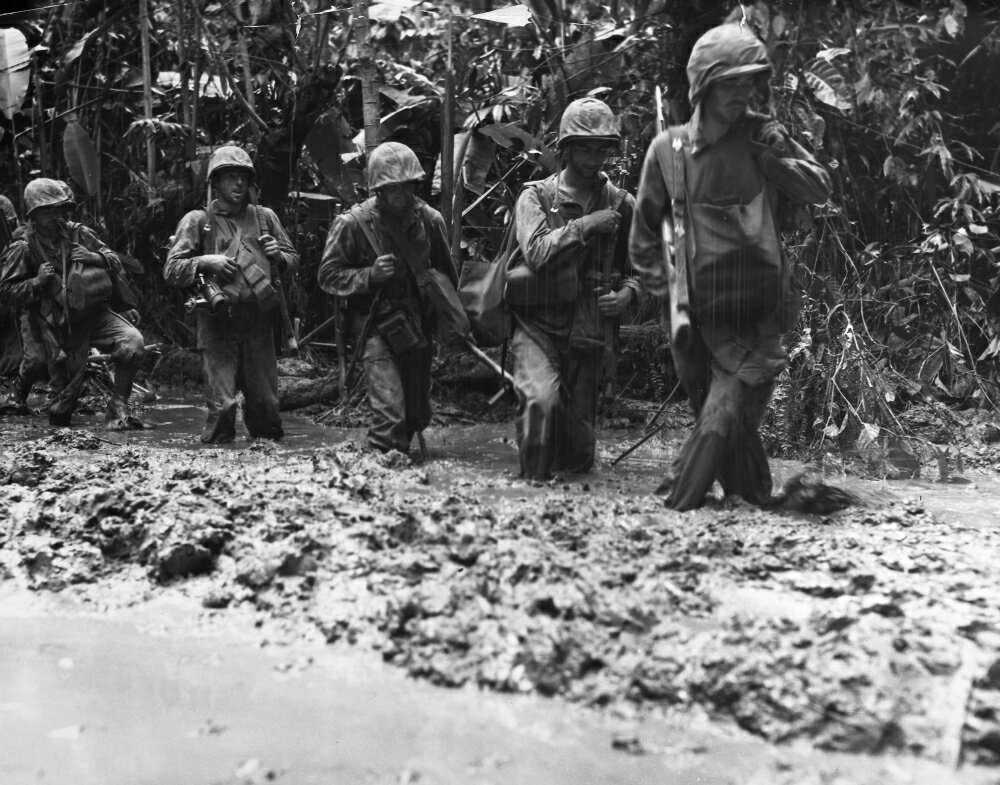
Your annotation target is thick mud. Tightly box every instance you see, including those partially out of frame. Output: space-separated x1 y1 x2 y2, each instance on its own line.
3 392 1000 783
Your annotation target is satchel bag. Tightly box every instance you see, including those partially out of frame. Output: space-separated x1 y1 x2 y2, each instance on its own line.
457 220 517 347
63 260 113 316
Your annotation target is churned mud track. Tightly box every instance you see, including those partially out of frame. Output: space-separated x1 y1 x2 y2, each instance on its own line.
2 408 1000 783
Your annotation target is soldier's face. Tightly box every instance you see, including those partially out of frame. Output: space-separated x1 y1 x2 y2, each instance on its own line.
31 206 71 235
566 140 613 180
215 168 250 205
377 182 417 216
703 74 762 126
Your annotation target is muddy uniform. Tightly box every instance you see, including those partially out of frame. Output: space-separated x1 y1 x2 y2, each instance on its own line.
165 200 298 443
629 23 831 510
0 219 145 425
510 174 639 480
318 195 456 454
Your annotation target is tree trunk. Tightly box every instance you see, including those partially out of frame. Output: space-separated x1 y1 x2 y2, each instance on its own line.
354 0 380 154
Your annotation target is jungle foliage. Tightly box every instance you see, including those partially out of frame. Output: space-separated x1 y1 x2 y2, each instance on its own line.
0 0 998 453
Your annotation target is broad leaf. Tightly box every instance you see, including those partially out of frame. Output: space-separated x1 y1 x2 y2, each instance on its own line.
803 58 852 113
63 115 101 198
478 123 558 173
304 108 359 206
0 28 30 120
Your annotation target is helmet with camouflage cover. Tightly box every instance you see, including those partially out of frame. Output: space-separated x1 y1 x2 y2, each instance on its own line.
24 178 76 217
557 97 620 149
367 142 425 190
207 145 256 181
687 23 771 106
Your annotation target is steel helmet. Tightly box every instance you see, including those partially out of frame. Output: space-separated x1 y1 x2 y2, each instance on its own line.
24 178 75 216
367 142 425 190
557 97 620 149
207 145 256 180
687 23 771 106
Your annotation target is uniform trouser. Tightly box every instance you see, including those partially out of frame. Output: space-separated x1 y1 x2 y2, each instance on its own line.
662 322 777 511
17 311 48 402
197 303 282 444
362 333 432 454
46 309 146 423
512 325 602 481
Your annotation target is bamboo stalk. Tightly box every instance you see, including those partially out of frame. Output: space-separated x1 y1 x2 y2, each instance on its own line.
353 0 380 154
440 6 454 233
139 0 156 203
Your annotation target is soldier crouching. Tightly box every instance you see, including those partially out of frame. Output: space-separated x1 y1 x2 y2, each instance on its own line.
0 178 148 429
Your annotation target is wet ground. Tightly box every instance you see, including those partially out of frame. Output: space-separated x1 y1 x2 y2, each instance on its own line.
2 391 1000 784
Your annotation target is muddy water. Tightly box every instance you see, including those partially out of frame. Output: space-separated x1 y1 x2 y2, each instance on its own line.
4 394 1000 784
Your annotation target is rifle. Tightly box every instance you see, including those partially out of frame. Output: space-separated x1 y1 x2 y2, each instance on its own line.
654 85 692 349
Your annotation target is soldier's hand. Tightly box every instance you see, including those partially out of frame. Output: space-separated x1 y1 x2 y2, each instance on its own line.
71 244 104 267
121 309 141 325
371 253 397 284
755 118 788 153
581 209 621 237
34 262 58 287
596 286 632 317
258 233 280 260
198 254 238 282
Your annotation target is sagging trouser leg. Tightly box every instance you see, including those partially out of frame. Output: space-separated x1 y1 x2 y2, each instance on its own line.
12 311 48 407
46 310 146 427
197 303 283 444
512 326 602 480
362 333 432 454
658 315 785 510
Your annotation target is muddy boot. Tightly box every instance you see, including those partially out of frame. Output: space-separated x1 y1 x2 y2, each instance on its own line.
105 395 155 431
0 378 35 415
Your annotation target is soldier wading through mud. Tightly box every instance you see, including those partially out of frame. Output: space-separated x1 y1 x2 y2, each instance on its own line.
506 97 640 482
318 141 458 459
630 23 832 510
0 178 149 429
165 145 299 444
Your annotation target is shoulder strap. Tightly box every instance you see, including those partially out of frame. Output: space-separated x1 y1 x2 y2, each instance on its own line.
353 202 387 258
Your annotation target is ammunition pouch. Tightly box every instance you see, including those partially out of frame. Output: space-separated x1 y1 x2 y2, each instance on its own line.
376 308 426 355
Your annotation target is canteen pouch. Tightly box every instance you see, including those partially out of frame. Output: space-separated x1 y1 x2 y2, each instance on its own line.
376 309 426 354
242 260 278 312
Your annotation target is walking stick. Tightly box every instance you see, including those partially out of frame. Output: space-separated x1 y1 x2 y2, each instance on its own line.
611 381 680 465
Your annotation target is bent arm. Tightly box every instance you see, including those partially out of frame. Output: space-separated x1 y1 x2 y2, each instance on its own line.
756 137 832 205
515 185 585 273
317 215 375 298
628 144 673 299
0 240 41 308
164 211 206 288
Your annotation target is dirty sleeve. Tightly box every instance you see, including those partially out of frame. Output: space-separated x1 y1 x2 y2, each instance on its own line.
317 212 375 298
0 238 39 308
164 210 207 289
628 139 673 300
514 181 587 274
754 136 832 206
